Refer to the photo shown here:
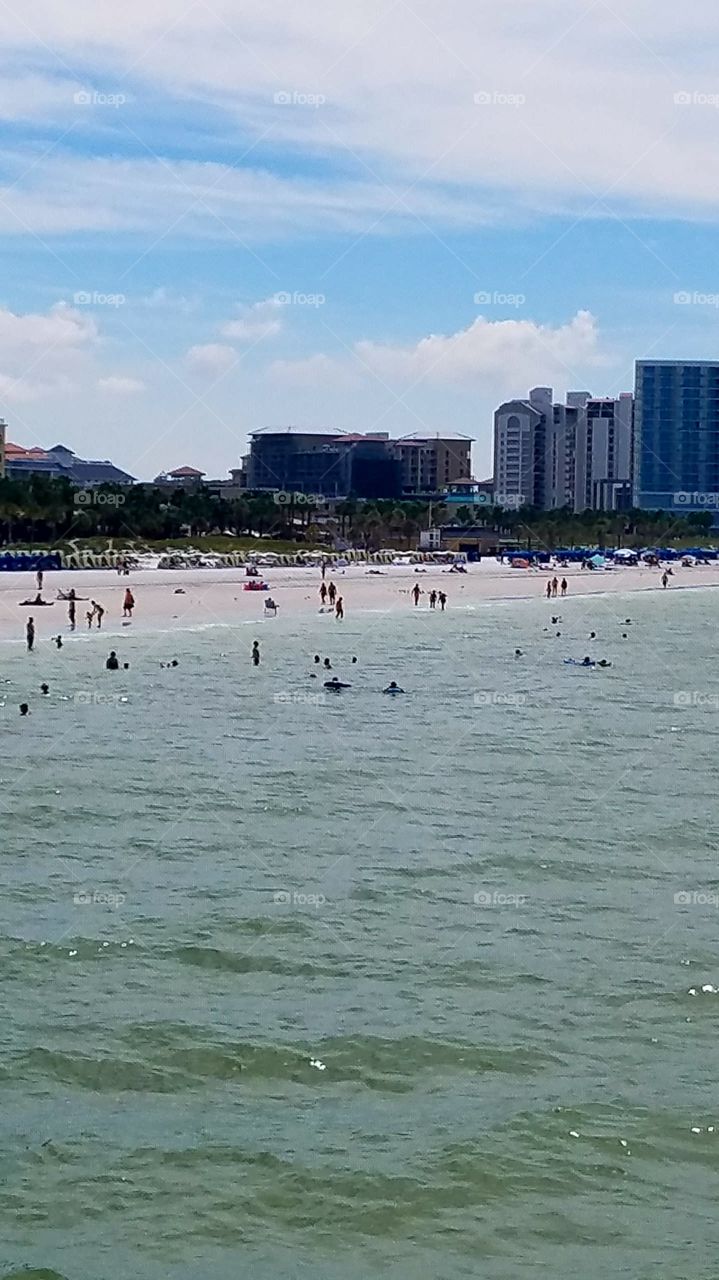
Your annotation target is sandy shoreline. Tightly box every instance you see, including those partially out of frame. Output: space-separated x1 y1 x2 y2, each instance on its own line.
0 557 717 646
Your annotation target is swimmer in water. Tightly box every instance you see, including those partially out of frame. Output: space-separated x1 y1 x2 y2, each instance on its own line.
106 650 119 670
323 657 332 670
589 631 596 639
19 703 29 716
581 656 593 666
324 676 350 690
383 681 405 693
597 659 612 667
40 683 49 695
514 648 524 657
314 654 321 664
351 656 357 664
252 640 260 666
54 635 62 649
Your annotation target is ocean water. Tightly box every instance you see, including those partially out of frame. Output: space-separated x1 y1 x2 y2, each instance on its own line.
2 587 719 1280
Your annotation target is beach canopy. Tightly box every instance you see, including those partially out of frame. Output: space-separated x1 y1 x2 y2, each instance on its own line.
588 554 606 566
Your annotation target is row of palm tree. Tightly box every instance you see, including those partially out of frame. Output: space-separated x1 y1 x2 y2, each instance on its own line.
0 475 713 548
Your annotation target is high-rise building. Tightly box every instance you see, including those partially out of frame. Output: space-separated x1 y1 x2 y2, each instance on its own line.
634 361 719 512
394 434 472 495
493 388 633 511
0 419 5 479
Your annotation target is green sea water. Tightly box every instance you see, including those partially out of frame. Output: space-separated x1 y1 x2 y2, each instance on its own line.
2 587 719 1279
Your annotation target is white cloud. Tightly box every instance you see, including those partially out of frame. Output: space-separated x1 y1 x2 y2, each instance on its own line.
184 343 236 375
282 311 607 392
271 352 361 389
97 375 145 394
0 302 97 402
221 297 283 343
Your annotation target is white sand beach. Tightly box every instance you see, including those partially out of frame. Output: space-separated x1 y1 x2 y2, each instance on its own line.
1 556 717 645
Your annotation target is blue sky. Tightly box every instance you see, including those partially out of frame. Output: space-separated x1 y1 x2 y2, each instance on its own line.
0 0 718 479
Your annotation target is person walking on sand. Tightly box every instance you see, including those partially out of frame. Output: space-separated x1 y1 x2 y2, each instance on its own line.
252 640 260 666
26 616 35 652
319 582 328 605
68 598 76 631
561 578 568 597
412 583 421 607
328 581 336 606
429 590 437 609
123 588 135 618
335 596 344 620
438 591 447 611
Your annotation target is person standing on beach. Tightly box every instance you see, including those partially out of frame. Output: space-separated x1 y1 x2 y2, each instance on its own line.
319 582 327 605
252 640 261 666
438 591 447 611
68 599 76 631
26 617 35 652
335 596 344 620
321 561 326 581
561 578 568 597
93 601 105 628
551 577 559 597
36 568 43 591
662 570 669 588
123 588 135 618
328 581 336 606
412 583 421 606
545 581 552 599
86 608 94 629
429 590 437 609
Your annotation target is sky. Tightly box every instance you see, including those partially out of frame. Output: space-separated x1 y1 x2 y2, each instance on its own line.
0 0 718 480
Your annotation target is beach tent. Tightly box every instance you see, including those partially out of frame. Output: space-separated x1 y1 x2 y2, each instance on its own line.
588 554 607 568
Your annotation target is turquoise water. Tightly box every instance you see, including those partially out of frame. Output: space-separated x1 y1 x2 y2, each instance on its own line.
2 588 719 1279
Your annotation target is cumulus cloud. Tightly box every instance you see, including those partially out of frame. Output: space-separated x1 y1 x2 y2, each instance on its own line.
0 302 97 401
184 343 236 375
221 297 284 343
282 311 607 392
97 375 145 394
